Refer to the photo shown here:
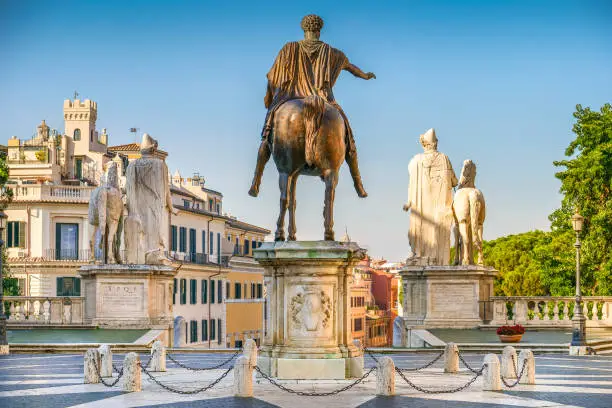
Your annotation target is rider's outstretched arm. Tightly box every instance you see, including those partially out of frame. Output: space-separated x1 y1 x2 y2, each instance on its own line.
344 63 376 80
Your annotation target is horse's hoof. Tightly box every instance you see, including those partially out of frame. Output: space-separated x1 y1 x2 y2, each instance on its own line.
324 233 335 241
287 235 296 241
248 186 259 197
354 184 368 198
275 235 285 242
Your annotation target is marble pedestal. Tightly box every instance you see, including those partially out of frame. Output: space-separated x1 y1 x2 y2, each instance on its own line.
254 241 365 379
78 264 176 345
399 265 497 331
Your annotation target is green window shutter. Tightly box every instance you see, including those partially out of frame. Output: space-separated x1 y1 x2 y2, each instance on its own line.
56 277 64 296
202 319 208 340
217 280 222 303
7 222 13 247
210 280 215 304
55 223 61 259
201 279 207 304
74 278 81 296
180 279 186 304
173 278 177 305
217 319 222 345
17 221 25 248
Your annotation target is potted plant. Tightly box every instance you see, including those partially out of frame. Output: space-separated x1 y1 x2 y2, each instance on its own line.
496 324 525 343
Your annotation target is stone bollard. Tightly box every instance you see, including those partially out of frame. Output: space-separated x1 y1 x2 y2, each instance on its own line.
123 352 141 392
98 344 113 378
376 356 395 396
350 339 365 377
482 354 501 391
234 355 253 397
84 348 101 384
500 346 517 379
518 349 536 385
243 338 258 367
444 342 459 373
150 340 166 372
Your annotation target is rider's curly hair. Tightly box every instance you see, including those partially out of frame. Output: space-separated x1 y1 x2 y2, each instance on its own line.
301 14 324 32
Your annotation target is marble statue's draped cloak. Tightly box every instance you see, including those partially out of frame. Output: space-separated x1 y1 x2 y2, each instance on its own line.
262 41 353 138
407 152 457 265
125 156 170 255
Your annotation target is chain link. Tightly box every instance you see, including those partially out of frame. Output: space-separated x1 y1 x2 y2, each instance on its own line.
255 365 376 397
395 364 486 394
166 349 241 371
457 350 481 374
92 356 124 387
397 351 445 372
500 359 527 388
140 363 233 394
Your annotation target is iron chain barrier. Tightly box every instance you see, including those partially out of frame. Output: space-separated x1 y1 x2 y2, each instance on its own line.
140 363 234 395
92 356 124 387
255 365 376 397
395 364 486 394
364 347 445 372
166 349 241 371
457 350 481 374
500 356 528 388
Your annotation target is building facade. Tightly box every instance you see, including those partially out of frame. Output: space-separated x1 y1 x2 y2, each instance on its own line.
3 97 270 348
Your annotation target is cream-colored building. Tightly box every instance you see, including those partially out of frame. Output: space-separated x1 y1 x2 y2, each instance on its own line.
4 97 270 348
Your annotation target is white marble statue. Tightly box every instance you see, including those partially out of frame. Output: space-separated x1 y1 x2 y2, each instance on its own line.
403 128 457 265
452 159 486 265
88 161 123 263
124 133 177 265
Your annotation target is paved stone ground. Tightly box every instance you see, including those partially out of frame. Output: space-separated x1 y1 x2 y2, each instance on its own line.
1 352 611 407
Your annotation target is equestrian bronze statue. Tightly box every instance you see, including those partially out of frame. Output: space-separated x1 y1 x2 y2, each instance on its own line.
248 14 375 241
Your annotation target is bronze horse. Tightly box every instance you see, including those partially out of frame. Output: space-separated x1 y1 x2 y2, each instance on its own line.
271 95 346 241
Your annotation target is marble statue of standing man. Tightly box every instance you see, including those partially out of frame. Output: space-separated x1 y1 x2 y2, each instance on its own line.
403 129 457 265
124 133 177 265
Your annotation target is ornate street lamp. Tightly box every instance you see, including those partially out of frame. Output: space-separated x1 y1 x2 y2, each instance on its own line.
0 208 8 355
570 209 586 352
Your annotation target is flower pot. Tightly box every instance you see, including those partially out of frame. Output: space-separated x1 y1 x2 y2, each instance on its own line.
498 334 523 343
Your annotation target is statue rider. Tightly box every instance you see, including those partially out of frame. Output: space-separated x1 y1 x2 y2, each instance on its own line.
248 14 375 198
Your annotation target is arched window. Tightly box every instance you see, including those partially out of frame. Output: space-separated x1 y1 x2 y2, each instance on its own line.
73 129 81 141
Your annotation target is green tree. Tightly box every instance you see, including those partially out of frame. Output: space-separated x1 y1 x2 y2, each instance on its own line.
0 154 18 297
551 103 612 295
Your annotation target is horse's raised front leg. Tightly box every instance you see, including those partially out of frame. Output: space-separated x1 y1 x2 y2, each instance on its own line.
287 174 298 241
275 173 290 241
322 170 339 241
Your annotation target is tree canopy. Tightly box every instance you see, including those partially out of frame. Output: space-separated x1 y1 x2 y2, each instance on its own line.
486 103 612 296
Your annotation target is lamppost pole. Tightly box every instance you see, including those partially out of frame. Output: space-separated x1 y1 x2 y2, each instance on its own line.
570 209 586 354
0 209 8 355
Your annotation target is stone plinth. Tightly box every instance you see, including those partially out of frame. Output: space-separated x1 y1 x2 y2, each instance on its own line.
78 264 176 345
399 265 497 330
254 241 365 380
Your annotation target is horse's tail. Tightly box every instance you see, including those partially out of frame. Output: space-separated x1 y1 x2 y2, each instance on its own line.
302 95 326 166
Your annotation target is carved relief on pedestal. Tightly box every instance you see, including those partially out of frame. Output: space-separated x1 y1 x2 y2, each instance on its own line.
288 286 332 338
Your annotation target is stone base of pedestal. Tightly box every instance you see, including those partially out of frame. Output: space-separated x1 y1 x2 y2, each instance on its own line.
399 265 498 330
254 241 366 380
78 264 176 345
0 345 9 355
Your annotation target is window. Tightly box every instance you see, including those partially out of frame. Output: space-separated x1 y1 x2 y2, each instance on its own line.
190 320 198 343
209 199 213 211
209 231 213 255
75 158 82 179
73 128 81 141
210 319 216 340
90 129 93 142
189 228 196 261
252 240 256 253
226 282 230 299
251 283 255 298
201 279 207 304
216 203 220 214
217 319 222 344
171 225 177 252
180 279 186 304
190 279 197 304
202 231 207 255
202 319 208 341
210 280 215 304
56 277 81 296
6 221 25 248
235 339 243 349
257 283 263 298
179 227 187 252
354 318 363 332
16 278 26 295
173 278 177 304
244 283 247 298
217 233 221 263
183 199 190 208
244 239 250 255
234 282 241 299
56 223 78 260
217 279 222 303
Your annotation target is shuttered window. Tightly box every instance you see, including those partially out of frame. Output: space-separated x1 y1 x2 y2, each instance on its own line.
202 319 208 341
217 319 222 345
202 231 207 255
179 227 187 252
234 282 241 299
173 278 177 304
257 283 263 298
190 279 197 304
217 279 222 303
56 277 81 296
180 279 186 304
201 279 207 304
210 319 216 340
210 280 215 304
7 221 26 248
189 320 198 343
171 225 177 251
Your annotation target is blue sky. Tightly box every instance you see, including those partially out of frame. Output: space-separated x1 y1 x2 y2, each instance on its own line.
1 0 610 261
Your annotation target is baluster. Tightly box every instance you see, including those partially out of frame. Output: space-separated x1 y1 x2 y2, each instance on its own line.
562 301 569 322
583 302 589 320
33 300 41 321
553 300 560 321
43 300 51 323
602 301 610 322
9 302 16 320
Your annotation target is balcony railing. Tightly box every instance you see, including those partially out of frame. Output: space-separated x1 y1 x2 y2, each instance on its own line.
4 296 85 325
10 184 94 202
488 296 612 327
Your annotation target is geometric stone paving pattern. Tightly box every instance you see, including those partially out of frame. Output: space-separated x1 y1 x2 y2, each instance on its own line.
1 352 611 407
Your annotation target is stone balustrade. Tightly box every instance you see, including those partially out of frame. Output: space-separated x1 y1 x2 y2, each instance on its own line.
10 184 93 202
489 296 612 327
5 296 85 325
